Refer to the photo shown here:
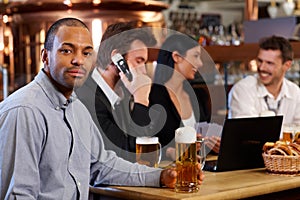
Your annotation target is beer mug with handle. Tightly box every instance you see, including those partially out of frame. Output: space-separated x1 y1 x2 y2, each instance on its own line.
136 137 162 168
197 137 206 170
175 126 198 193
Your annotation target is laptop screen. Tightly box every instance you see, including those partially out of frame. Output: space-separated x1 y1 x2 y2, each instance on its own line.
208 116 283 172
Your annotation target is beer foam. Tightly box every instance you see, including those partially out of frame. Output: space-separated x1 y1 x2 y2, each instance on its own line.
259 110 275 117
175 126 196 143
136 137 159 144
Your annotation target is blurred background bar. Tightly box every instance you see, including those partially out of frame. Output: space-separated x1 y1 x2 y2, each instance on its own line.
1 0 300 120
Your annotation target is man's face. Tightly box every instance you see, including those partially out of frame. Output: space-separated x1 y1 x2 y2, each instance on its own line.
43 26 94 94
256 49 289 87
125 39 148 74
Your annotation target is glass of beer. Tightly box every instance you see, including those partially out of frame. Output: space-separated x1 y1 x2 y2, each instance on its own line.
196 137 206 170
294 125 300 143
136 137 161 168
175 126 198 193
282 124 294 144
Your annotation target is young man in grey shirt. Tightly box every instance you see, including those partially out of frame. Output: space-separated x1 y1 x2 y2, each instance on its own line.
0 17 204 199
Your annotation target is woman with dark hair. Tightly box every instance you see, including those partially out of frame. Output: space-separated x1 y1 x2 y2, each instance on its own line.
149 34 216 161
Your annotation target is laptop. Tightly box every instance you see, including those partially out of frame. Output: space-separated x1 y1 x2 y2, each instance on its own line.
204 116 283 172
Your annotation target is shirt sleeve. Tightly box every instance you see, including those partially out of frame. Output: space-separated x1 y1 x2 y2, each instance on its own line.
89 122 162 187
228 82 260 118
0 106 45 199
291 85 300 124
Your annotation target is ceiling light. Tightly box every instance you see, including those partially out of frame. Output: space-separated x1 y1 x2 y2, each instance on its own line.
3 15 8 24
92 0 101 5
63 0 72 7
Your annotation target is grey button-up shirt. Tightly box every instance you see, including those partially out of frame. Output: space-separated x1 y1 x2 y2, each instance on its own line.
0 70 161 200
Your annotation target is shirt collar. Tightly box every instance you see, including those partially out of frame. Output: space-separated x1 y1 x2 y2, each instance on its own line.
35 69 76 110
281 78 293 99
91 68 121 108
256 77 291 100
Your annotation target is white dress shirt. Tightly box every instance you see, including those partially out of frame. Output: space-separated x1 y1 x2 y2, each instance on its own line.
228 75 300 126
91 68 121 109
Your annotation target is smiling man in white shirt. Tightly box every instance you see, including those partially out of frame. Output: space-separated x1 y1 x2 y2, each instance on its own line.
228 35 300 126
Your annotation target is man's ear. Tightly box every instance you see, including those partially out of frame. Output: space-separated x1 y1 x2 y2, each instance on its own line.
284 60 292 71
110 49 118 59
41 49 49 67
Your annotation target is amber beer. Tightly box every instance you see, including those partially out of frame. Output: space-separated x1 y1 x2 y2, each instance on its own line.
283 131 293 143
136 137 161 168
282 124 294 144
175 127 198 193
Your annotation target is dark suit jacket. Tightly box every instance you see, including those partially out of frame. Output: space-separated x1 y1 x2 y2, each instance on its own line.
76 74 157 162
149 83 211 159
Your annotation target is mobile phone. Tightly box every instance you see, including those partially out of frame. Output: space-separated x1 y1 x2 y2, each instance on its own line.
111 53 133 82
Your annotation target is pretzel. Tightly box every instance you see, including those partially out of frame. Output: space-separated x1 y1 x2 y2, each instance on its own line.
275 144 293 156
262 142 275 152
275 141 286 146
268 148 287 156
263 141 300 156
294 138 300 145
289 143 300 155
290 149 299 156
294 132 300 143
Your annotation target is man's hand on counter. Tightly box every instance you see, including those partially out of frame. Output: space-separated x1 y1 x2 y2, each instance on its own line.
159 163 205 188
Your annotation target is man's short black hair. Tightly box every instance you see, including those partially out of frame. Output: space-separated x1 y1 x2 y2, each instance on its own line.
44 17 89 51
259 35 293 63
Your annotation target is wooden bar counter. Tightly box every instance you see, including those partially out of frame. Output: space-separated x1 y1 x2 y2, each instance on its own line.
89 168 300 200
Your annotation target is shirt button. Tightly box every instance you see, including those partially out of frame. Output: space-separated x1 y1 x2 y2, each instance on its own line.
55 106 60 110
77 181 81 187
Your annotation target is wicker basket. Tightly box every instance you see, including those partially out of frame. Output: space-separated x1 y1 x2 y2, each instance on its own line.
262 153 300 174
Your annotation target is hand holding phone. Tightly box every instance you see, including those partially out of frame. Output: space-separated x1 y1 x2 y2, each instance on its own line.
111 53 133 82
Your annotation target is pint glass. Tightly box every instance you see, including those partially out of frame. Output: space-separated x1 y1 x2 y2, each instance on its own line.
282 124 294 144
175 126 198 193
197 137 206 170
136 137 161 168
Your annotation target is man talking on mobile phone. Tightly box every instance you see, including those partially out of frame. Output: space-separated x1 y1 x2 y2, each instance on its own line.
76 21 162 162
